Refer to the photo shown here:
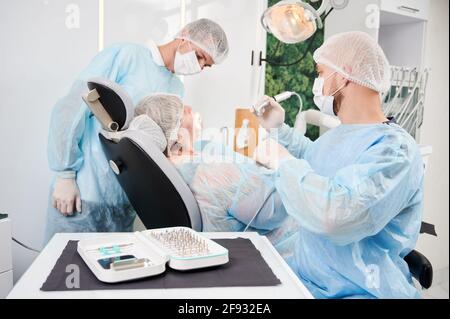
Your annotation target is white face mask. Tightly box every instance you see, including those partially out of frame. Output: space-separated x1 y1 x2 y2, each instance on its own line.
173 43 202 76
312 72 346 117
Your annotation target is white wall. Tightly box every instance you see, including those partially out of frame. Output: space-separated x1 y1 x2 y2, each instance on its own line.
183 0 267 131
103 0 182 47
415 0 449 271
324 0 380 40
0 0 99 283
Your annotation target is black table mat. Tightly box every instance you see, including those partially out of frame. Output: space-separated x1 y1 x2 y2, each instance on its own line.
41 238 281 291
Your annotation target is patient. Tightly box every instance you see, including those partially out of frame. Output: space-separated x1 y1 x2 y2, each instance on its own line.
132 94 299 259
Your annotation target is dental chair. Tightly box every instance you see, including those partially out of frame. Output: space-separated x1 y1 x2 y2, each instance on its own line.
83 78 202 231
296 109 435 290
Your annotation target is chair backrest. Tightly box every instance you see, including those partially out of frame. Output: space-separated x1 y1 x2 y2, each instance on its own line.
404 250 433 289
83 78 202 231
100 132 202 231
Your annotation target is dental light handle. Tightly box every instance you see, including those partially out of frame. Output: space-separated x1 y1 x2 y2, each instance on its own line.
253 91 303 116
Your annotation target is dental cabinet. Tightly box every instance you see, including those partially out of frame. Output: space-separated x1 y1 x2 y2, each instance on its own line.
380 0 429 21
325 0 431 142
325 0 430 69
0 218 13 298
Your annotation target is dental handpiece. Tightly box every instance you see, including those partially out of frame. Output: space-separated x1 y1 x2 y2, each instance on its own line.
253 91 297 116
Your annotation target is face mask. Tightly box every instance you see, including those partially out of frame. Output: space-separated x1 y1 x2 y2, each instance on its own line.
313 72 346 116
173 43 202 76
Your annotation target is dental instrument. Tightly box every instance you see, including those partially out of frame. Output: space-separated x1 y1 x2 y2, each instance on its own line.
253 91 303 117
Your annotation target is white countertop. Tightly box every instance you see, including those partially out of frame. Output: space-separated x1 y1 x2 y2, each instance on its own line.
7 232 313 299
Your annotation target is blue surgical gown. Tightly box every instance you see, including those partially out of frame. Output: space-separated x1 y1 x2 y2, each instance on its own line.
45 43 184 243
273 123 424 299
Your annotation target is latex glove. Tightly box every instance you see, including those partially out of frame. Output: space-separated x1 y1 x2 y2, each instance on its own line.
252 95 285 130
254 138 294 170
52 177 82 216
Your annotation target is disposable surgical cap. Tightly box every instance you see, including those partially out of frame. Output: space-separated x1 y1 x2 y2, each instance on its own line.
313 31 391 93
101 115 168 153
176 18 229 64
135 94 184 152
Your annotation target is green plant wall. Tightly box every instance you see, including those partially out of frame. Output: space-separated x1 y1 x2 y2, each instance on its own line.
265 0 324 140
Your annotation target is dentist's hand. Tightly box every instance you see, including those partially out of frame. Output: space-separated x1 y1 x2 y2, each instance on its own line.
254 139 294 170
52 177 82 216
252 95 285 130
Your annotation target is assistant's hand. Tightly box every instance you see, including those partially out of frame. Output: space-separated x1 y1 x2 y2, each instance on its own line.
52 177 82 216
254 138 294 170
252 96 286 130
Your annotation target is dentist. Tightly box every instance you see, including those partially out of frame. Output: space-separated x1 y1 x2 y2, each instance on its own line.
253 31 424 299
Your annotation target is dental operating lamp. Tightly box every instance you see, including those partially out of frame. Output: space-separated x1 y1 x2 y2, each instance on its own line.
258 0 338 67
261 0 330 44
253 1 339 114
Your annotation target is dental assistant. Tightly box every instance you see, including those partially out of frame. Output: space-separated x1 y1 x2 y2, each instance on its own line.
45 19 229 242
254 31 424 299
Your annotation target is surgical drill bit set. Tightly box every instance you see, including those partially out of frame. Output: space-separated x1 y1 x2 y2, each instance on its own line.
77 227 229 283
147 228 211 258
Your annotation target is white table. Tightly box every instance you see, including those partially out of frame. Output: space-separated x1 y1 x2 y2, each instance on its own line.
7 232 313 299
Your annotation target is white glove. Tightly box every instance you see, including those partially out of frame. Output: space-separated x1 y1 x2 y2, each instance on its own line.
252 95 285 130
52 177 82 216
254 139 294 170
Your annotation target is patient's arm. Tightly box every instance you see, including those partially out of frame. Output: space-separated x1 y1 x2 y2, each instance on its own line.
229 183 289 231
190 159 288 232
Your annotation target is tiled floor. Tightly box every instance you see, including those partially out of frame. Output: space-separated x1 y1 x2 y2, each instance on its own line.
421 267 449 299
